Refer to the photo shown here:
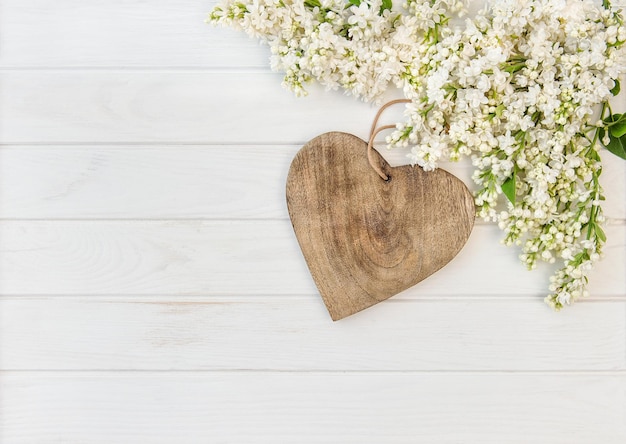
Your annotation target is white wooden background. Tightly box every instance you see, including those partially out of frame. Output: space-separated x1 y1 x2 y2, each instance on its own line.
1 1 625 442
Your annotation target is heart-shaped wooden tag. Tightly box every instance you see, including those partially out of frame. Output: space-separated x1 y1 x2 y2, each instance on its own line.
286 132 475 320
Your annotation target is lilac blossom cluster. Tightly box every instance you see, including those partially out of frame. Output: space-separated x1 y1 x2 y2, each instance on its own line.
210 0 626 309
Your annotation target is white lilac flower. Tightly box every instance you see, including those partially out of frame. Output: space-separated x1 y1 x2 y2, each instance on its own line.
210 0 626 310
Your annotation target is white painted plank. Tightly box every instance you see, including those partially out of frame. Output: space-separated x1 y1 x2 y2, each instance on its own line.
2 146 625 220
0 0 269 68
2 0 625 70
0 372 624 443
0 145 302 220
1 296 624 371
0 221 623 296
0 71 404 144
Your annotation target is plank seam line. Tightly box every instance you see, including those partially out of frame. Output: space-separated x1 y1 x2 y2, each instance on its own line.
0 142 309 147
0 218 495 226
0 218 624 225
1 369 625 375
0 294 623 301
0 219 284 224
0 67 277 73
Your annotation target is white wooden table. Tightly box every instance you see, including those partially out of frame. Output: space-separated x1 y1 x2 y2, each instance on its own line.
1 1 625 442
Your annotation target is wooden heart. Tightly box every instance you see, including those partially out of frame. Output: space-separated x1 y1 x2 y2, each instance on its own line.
286 132 475 321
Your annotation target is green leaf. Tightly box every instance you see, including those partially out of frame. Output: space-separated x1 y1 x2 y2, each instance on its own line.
599 127 626 160
611 79 620 96
613 135 626 159
595 224 607 243
348 0 361 6
380 0 392 13
610 120 626 138
304 0 322 8
501 174 516 205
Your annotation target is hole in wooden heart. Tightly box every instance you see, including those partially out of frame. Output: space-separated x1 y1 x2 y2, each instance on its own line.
286 132 475 321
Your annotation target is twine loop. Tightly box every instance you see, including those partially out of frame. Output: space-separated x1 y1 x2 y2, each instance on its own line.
367 99 412 181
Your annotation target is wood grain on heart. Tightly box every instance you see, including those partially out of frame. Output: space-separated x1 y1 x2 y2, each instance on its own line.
286 132 475 321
